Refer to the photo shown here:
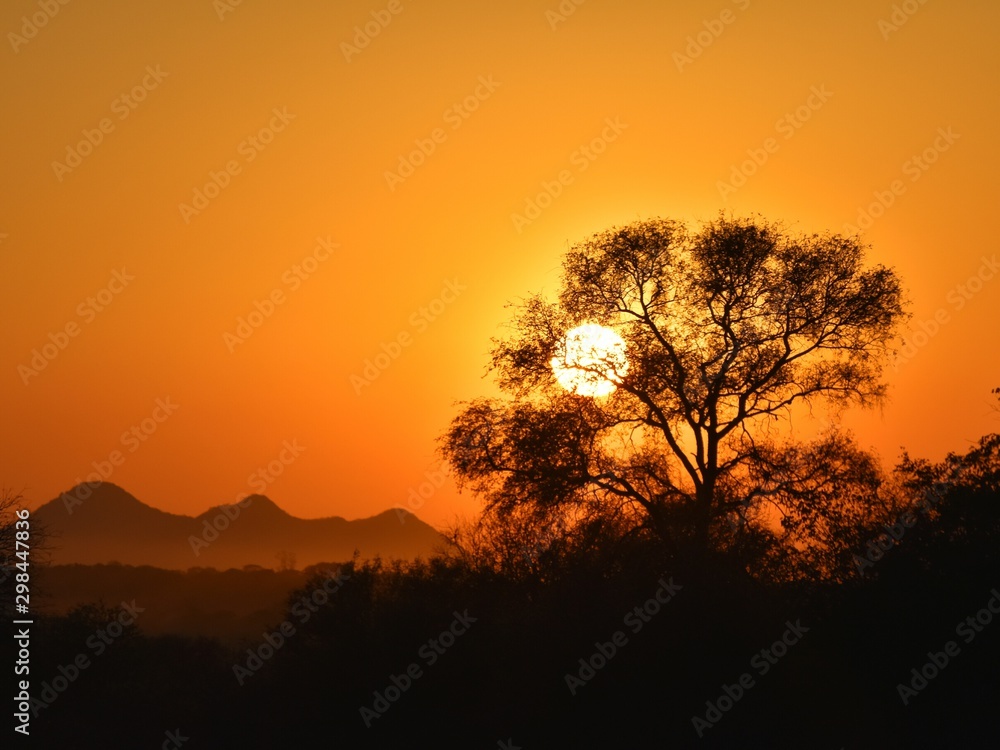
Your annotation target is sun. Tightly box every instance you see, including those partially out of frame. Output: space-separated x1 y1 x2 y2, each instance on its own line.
550 323 629 397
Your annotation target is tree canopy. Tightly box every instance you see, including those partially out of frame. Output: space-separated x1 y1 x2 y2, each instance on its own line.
441 215 909 579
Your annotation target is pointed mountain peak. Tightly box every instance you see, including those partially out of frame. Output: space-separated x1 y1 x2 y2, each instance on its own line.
61 480 137 502
56 481 149 511
200 494 291 520
37 481 178 522
240 494 291 516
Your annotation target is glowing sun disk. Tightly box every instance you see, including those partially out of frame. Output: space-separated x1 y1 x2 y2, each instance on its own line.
550 323 629 397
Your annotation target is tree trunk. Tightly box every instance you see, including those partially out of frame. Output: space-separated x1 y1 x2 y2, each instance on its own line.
694 476 716 559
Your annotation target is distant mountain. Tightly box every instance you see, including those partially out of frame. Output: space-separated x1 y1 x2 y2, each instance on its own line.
33 482 447 570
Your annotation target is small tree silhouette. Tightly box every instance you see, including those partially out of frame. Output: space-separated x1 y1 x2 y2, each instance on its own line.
441 215 908 575
0 489 39 616
275 550 297 571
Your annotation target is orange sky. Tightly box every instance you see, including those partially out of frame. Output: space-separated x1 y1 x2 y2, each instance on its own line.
2 0 998 529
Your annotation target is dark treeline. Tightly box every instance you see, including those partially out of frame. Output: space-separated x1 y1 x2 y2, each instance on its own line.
7 432 999 748
31 564 315 642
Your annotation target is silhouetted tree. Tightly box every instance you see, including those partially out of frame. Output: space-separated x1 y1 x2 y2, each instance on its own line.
275 549 297 571
441 501 644 583
889 429 1000 582
441 216 908 575
0 489 43 616
732 430 905 582
0 489 19 553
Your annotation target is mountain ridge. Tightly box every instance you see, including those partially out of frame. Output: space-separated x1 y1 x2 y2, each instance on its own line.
34 482 446 570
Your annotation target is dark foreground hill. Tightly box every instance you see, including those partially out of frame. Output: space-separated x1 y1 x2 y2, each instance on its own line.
33 563 322 642
32 482 446 570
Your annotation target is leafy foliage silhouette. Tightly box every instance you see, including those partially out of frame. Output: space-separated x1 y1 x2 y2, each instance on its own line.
442 216 909 580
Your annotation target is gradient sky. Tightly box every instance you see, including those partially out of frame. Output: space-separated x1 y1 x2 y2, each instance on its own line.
2 0 998 528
